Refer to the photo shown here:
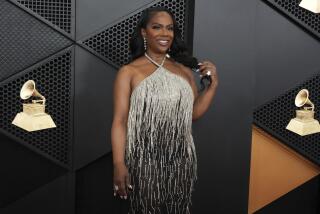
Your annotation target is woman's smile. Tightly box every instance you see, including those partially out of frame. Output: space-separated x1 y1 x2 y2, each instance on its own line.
157 39 170 46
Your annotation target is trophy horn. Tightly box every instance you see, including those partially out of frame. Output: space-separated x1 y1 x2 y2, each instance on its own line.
294 89 314 111
20 80 46 105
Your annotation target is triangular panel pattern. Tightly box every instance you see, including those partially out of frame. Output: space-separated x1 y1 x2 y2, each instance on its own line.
15 0 73 34
82 0 187 67
0 0 72 81
0 134 66 208
0 49 73 167
265 0 320 38
254 72 320 165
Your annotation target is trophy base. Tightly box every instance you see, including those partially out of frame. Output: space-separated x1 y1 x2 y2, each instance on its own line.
286 118 320 136
12 112 56 132
23 103 45 115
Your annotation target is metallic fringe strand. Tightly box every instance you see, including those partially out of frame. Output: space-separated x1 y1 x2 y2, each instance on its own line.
125 64 197 214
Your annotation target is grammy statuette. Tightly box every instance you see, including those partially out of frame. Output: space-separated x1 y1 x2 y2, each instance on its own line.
12 80 56 132
286 89 320 136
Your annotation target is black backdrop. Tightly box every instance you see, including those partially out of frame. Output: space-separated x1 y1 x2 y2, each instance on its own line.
191 0 255 212
0 0 319 213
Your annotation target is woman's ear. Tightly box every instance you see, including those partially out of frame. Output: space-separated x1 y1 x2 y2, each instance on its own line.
141 28 146 38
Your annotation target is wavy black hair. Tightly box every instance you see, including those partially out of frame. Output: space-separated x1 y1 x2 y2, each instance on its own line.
129 6 211 91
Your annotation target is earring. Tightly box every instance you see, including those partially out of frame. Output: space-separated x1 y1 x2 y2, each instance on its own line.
166 48 171 58
143 37 147 51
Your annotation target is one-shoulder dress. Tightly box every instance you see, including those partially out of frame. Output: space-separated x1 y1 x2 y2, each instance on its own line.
125 55 197 214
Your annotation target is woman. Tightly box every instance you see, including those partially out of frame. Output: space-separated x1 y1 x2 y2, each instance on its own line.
111 7 218 214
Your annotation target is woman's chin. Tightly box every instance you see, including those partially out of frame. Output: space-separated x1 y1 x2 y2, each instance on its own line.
155 47 169 54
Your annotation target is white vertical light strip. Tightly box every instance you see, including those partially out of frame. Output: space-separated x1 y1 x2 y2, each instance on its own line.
299 0 320 13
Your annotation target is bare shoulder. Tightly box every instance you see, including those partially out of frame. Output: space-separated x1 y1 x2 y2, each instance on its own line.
174 61 195 81
120 57 147 72
117 64 134 78
116 59 143 80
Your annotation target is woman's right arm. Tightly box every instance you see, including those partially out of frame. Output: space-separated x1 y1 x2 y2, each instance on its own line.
111 65 132 199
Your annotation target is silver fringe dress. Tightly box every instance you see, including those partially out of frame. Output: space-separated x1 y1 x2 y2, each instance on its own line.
125 55 197 214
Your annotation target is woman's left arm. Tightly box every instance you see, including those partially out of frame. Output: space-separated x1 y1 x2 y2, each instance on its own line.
184 60 219 121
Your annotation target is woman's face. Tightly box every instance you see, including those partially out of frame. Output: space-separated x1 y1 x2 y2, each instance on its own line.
141 11 174 55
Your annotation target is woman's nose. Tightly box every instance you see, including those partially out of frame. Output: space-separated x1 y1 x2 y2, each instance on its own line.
160 28 170 36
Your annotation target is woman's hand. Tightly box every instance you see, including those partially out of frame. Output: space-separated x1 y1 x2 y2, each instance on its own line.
113 162 132 199
198 60 218 89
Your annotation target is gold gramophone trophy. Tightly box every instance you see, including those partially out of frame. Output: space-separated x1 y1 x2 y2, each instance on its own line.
299 0 320 13
286 89 320 136
12 80 56 132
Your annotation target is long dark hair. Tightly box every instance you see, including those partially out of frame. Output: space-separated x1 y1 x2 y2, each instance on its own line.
129 7 211 90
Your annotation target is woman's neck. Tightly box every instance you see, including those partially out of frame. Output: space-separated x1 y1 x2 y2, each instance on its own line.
145 50 166 64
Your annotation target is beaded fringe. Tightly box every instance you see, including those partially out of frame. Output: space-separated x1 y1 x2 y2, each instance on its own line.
125 66 197 214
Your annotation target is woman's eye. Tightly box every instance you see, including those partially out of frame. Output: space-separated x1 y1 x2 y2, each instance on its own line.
168 27 174 31
152 25 161 29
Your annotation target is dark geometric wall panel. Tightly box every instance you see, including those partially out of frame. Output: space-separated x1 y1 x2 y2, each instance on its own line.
80 0 188 67
254 72 320 166
1 173 75 214
265 0 320 39
73 46 116 170
0 0 72 81
0 48 73 168
13 0 74 35
0 134 66 208
254 0 320 108
76 0 154 40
